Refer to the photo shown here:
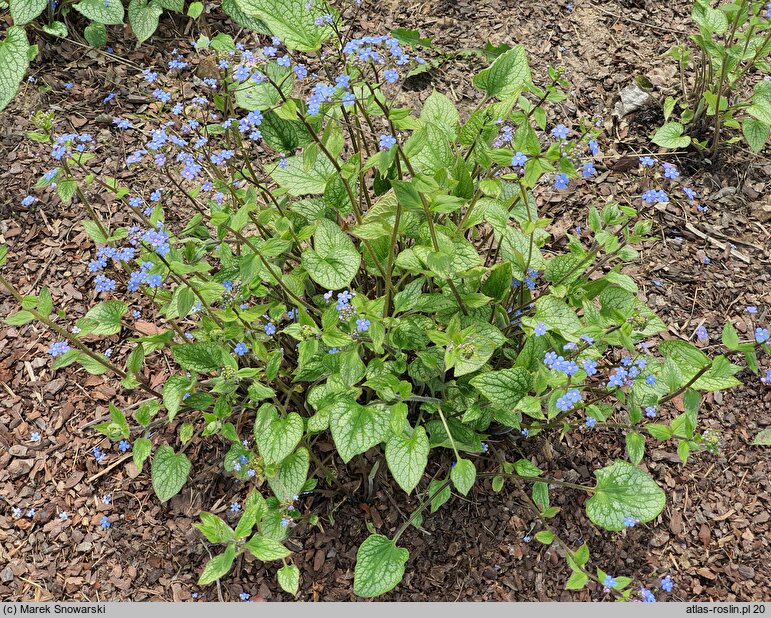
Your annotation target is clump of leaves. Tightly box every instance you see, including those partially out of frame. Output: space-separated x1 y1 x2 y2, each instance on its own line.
3 0 769 600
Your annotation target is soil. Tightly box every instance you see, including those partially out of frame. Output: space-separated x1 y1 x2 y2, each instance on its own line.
1 0 770 603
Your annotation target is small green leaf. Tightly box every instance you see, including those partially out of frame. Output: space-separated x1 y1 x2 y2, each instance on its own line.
585 460 665 531
721 321 740 351
132 437 151 472
353 534 409 598
752 427 771 446
450 458 476 496
742 117 769 153
245 534 291 561
652 122 691 149
535 530 554 544
83 22 108 48
277 564 300 596
194 512 235 543
78 300 127 336
151 445 192 502
198 544 236 585
187 0 203 17
625 431 645 465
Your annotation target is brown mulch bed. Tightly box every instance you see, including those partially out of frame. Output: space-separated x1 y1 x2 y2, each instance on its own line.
1 0 770 602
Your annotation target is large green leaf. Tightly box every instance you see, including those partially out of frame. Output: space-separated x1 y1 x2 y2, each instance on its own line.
691 0 728 34
353 534 409 598
301 218 360 290
73 0 125 24
222 0 270 32
233 0 332 51
151 445 192 502
10 0 47 24
534 295 582 336
234 61 293 111
172 342 231 373
585 460 665 531
271 153 336 196
0 27 31 112
267 447 309 501
329 399 390 463
420 90 460 140
128 0 163 45
77 300 128 336
385 426 429 493
469 367 531 409
255 406 304 465
473 45 531 98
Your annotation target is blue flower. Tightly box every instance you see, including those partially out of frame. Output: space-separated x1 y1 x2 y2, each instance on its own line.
239 593 250 601
113 117 132 130
582 359 597 376
660 575 673 592
355 318 370 333
640 588 656 602
234 342 249 356
755 327 769 344
94 274 117 293
383 69 399 84
551 124 570 139
582 161 596 177
603 574 617 588
230 502 241 513
696 325 708 342
645 374 656 385
553 173 569 190
585 416 596 428
119 439 131 453
30 432 41 442
102 494 112 504
48 341 71 357
534 321 547 336
645 406 657 418
623 516 638 528
59 511 69 521
379 134 397 150
511 151 528 167
662 163 679 179
92 447 106 463
100 515 111 529
639 156 656 167
21 195 36 206
264 323 276 336
520 428 529 437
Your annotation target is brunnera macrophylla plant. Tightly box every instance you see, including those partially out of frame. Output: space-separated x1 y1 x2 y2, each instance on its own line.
653 0 771 156
2 0 770 600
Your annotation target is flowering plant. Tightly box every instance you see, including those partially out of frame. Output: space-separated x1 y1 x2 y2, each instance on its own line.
654 0 771 156
3 0 769 600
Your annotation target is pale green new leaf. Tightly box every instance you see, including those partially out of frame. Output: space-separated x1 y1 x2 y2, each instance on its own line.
198 544 236 585
385 426 429 493
73 0 125 24
301 218 360 290
353 534 409 598
78 300 128 336
277 564 300 595
752 427 771 446
651 122 691 149
585 460 665 531
132 437 152 472
470 367 531 409
450 457 476 496
151 445 192 502
0 27 31 112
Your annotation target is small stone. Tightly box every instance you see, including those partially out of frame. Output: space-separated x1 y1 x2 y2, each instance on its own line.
1 567 13 582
